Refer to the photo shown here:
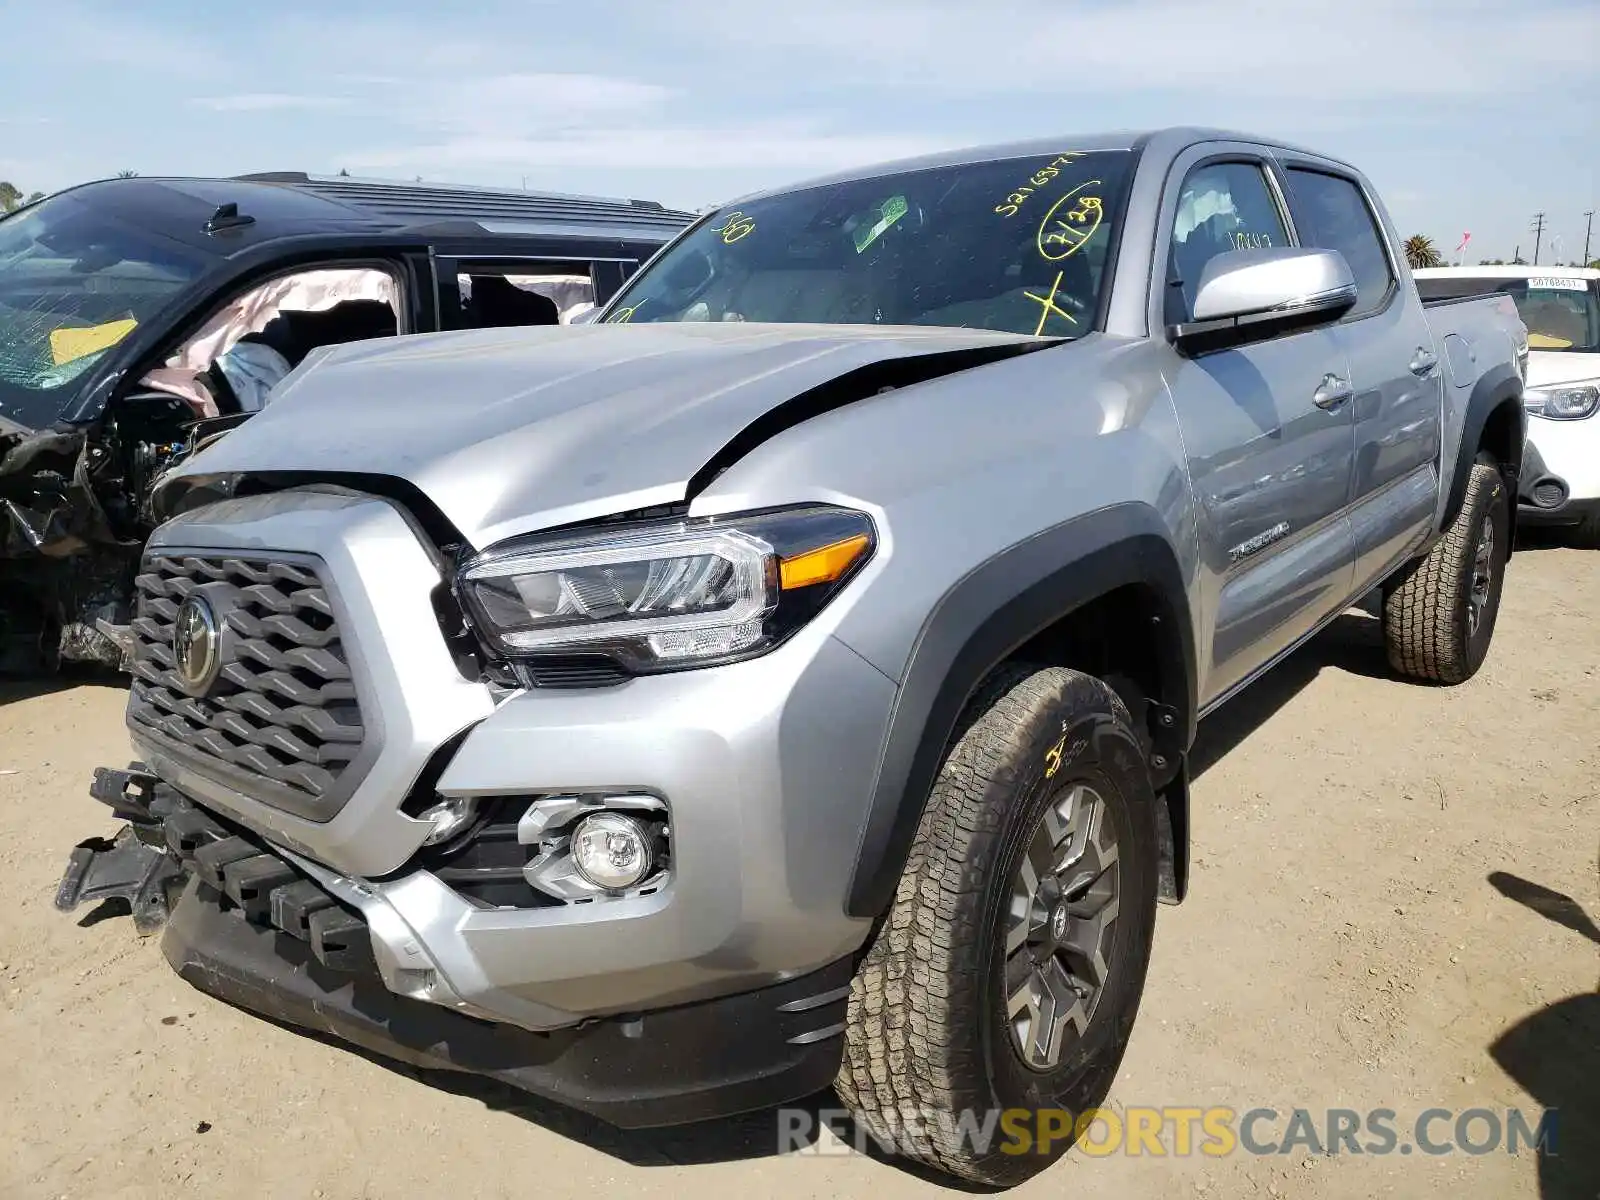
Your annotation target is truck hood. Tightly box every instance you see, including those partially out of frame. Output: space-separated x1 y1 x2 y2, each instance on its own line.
1526 351 1600 389
165 321 1046 547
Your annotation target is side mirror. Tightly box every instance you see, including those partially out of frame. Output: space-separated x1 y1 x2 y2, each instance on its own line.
1171 247 1357 353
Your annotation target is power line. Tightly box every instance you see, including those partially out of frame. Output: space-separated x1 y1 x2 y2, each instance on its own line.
1529 213 1546 265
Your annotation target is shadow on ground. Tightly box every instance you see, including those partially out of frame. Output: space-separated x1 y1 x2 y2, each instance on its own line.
0 665 126 708
1191 607 1394 778
1484 870 1599 1200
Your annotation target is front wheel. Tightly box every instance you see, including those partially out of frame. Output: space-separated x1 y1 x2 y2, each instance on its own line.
1383 455 1509 684
836 665 1159 1186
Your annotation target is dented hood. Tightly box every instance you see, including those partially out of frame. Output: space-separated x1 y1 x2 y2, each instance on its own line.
166 321 1042 547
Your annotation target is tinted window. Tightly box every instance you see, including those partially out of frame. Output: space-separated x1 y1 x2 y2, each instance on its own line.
1165 162 1289 323
1287 169 1394 318
603 150 1134 337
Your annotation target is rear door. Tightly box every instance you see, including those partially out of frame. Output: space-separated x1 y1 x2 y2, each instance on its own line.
1277 160 1443 593
1153 147 1358 706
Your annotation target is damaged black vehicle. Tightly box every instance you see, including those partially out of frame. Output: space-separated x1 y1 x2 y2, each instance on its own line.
0 173 693 672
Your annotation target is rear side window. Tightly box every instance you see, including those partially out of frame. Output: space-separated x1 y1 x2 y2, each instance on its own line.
1165 161 1290 323
1286 169 1395 318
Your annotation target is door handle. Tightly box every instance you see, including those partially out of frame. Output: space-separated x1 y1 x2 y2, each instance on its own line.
1409 348 1439 377
1313 373 1354 410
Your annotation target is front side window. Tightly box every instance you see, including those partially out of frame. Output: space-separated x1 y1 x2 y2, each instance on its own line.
141 266 400 416
600 150 1135 338
0 193 211 427
1165 162 1290 323
1286 168 1395 319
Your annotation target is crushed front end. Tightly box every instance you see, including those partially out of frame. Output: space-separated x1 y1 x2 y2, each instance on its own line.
58 484 891 1125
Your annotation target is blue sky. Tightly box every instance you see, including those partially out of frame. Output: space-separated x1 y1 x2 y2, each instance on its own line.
2 0 1596 263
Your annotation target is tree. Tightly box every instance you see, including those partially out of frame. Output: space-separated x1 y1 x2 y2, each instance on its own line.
338 168 350 177
115 170 139 178
0 181 21 213
1403 234 1444 270
25 191 43 204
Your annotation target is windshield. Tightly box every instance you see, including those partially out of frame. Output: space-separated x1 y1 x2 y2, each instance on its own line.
0 193 210 428
601 150 1134 336
1418 274 1600 353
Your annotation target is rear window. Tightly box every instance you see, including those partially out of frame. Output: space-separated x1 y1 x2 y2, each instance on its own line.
1285 169 1396 319
1417 276 1599 352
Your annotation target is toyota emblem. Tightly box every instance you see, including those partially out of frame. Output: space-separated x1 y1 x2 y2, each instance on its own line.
172 594 222 694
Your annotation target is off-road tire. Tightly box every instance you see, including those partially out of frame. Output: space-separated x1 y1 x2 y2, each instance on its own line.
1383 455 1509 684
836 665 1159 1186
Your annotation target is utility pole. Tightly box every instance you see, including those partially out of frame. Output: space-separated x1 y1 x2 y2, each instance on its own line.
1529 213 1546 265
1585 211 1594 265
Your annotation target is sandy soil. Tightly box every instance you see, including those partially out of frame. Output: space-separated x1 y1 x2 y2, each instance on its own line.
1 542 1595 1200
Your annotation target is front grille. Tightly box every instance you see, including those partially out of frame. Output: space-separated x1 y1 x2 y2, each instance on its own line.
128 554 368 817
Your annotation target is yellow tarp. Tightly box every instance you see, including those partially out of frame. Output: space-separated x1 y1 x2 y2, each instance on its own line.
49 318 138 366
1527 332 1573 350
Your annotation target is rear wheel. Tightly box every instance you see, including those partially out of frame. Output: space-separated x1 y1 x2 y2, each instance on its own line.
837 665 1159 1186
1382 455 1509 684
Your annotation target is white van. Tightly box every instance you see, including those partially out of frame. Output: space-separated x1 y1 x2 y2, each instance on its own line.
1416 265 1600 544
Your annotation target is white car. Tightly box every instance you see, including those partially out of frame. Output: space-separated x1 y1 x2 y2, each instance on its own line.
1417 265 1600 544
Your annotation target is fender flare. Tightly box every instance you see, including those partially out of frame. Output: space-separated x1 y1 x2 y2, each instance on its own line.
1441 362 1526 536
843 502 1196 919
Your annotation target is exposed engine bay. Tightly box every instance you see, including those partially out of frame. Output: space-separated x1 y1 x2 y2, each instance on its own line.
0 396 224 671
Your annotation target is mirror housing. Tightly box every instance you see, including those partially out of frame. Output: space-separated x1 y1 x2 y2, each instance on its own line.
1170 247 1357 353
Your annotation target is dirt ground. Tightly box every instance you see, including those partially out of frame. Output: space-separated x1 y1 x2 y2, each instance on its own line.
2 542 1596 1200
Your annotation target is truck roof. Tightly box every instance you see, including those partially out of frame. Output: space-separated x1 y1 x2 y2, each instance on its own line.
42 173 697 253
723 126 1343 207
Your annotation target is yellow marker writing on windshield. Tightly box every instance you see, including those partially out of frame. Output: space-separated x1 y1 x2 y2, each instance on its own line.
1024 271 1078 336
713 210 756 245
1037 183 1104 262
995 153 1084 217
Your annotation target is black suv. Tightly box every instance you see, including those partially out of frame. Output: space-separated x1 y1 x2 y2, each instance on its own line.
0 172 693 671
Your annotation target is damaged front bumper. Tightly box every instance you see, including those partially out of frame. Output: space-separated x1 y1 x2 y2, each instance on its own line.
55 764 856 1127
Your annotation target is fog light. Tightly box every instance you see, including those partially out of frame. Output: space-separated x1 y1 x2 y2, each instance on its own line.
570 812 654 890
418 796 478 846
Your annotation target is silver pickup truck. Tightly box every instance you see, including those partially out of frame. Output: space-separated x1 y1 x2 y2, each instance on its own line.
58 128 1527 1186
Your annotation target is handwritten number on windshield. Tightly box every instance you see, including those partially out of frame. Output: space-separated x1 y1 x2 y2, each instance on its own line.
995 153 1084 218
1037 183 1104 262
713 211 756 245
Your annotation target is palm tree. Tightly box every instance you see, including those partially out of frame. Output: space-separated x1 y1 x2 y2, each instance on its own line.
115 170 139 178
1404 234 1444 270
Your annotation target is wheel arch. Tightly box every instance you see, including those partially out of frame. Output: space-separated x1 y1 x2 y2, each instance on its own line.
1442 363 1526 551
843 502 1196 919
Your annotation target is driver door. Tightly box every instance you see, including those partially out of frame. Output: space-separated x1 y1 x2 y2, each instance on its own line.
1156 152 1358 707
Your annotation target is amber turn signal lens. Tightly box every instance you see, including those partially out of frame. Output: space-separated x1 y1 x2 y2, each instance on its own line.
778 534 871 590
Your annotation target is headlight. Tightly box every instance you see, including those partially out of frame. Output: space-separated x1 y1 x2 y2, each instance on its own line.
458 505 876 674
1523 380 1600 420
